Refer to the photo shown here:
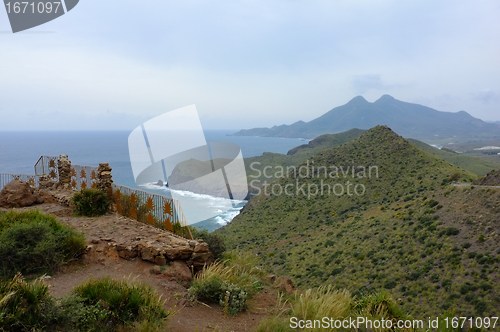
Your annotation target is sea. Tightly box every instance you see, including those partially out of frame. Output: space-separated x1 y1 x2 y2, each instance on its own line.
0 130 307 231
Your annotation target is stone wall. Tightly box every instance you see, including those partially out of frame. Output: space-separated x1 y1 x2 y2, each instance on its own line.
57 154 72 189
96 163 113 199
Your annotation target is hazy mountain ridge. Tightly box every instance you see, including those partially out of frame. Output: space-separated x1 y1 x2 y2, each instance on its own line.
219 126 500 318
232 95 500 141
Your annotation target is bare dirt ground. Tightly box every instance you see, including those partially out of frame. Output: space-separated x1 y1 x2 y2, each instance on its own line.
0 203 278 332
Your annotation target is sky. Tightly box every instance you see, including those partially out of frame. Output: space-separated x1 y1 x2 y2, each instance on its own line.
1 0 500 131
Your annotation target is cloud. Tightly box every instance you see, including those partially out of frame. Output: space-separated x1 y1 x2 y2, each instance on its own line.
472 90 499 104
1 0 500 129
351 74 393 95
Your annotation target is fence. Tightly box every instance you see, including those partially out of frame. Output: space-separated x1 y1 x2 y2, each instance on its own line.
70 165 99 191
34 155 59 181
112 184 193 240
0 173 39 192
2 155 193 240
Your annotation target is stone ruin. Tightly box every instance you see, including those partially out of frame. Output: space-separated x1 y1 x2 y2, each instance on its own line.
96 163 113 199
57 154 72 189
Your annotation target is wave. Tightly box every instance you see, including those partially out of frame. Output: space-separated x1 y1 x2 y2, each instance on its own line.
139 182 246 225
213 206 243 226
140 182 246 204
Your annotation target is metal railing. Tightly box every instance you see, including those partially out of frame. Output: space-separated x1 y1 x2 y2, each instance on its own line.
0 173 39 192
34 155 59 180
112 183 193 240
70 164 99 191
3 155 193 240
34 156 98 191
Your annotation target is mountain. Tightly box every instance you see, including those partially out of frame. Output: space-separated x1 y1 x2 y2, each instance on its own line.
218 126 500 318
232 95 500 141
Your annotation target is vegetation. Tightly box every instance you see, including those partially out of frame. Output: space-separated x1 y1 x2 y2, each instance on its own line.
0 274 168 332
188 251 265 316
72 188 110 217
255 289 469 332
244 128 498 200
286 129 365 156
72 277 168 331
191 227 227 260
0 210 85 279
219 126 500 318
255 288 412 332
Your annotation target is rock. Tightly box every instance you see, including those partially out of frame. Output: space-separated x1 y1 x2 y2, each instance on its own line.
152 265 162 275
105 245 120 261
140 245 155 262
274 276 295 294
155 180 164 187
38 191 56 204
189 252 213 271
268 274 277 283
34 191 44 204
194 242 209 253
117 245 138 260
155 255 167 266
164 245 194 260
188 240 197 248
162 260 193 287
0 180 43 208
39 179 57 190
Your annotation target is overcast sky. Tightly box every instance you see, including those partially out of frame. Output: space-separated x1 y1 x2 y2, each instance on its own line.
1 0 499 131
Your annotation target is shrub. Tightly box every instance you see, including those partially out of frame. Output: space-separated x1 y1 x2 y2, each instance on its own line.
114 192 150 224
383 280 397 289
461 242 471 249
188 252 264 315
354 291 407 323
0 274 168 332
191 227 226 260
442 279 452 291
0 274 58 332
0 211 85 279
293 286 352 323
72 276 168 330
188 273 224 303
219 282 248 316
427 200 439 208
72 189 110 217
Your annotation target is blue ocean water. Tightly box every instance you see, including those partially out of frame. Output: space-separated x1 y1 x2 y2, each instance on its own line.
0 130 306 230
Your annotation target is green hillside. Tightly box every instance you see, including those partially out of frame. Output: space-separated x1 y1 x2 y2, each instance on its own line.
287 128 366 156
219 126 500 318
244 129 366 196
244 129 499 199
408 139 500 176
